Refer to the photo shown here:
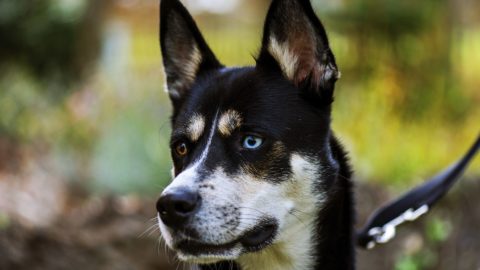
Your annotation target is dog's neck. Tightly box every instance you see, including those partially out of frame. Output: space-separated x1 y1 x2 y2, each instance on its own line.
312 173 355 270
309 137 355 270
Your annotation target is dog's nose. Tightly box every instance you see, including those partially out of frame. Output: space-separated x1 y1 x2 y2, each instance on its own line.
156 189 200 228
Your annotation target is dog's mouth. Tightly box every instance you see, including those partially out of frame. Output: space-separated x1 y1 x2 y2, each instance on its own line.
175 221 278 257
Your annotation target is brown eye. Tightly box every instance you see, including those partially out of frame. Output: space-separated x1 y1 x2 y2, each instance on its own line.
175 142 188 156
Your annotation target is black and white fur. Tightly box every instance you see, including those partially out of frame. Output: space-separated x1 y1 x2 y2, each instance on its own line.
156 0 355 269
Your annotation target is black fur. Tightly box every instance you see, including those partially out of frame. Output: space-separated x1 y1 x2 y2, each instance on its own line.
160 0 355 269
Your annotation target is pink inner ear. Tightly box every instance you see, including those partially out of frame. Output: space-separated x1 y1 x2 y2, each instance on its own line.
291 36 323 88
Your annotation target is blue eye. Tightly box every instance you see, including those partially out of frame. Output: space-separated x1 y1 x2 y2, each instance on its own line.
242 135 263 149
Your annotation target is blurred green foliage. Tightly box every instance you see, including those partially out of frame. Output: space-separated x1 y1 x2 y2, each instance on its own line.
0 0 478 193
328 0 474 121
89 83 173 194
0 212 9 230
393 216 452 270
0 0 105 100
426 217 452 243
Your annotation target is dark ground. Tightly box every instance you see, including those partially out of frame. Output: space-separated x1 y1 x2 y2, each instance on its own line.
1 177 479 270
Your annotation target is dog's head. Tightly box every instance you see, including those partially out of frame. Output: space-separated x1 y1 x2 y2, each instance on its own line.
157 0 341 264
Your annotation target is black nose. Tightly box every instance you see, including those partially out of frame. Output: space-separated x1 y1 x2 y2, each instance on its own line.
156 189 200 228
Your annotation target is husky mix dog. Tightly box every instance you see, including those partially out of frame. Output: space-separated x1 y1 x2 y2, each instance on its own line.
156 0 355 269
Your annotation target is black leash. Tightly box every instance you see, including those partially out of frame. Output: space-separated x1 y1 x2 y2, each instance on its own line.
357 133 480 249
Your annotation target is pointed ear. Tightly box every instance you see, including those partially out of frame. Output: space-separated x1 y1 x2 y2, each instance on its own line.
257 0 340 100
160 0 222 105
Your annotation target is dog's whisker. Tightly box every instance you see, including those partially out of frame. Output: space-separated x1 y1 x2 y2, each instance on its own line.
156 236 162 257
147 227 161 238
162 238 171 264
139 223 160 239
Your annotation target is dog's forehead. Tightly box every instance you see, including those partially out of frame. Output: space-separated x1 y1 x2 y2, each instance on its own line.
174 67 305 134
176 110 242 143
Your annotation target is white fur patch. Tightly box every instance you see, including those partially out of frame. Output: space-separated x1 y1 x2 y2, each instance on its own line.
197 111 218 163
288 153 326 206
187 114 205 141
268 37 298 81
218 109 242 136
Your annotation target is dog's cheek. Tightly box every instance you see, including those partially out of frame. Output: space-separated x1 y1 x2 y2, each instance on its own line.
234 174 292 229
276 154 323 240
238 154 323 239
232 153 296 231
286 153 325 210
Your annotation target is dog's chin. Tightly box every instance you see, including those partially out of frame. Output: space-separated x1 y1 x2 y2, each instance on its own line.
170 221 278 263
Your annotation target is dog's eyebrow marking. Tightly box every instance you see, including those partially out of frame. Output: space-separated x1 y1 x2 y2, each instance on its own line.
218 109 242 136
186 114 205 142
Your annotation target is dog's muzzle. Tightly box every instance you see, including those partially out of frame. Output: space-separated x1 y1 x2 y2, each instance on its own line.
156 187 279 259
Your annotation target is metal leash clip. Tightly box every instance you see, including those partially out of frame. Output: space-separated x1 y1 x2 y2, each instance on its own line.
366 205 429 249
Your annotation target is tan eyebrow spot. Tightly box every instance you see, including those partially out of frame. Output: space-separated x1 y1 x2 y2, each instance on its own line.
186 114 205 142
218 109 243 136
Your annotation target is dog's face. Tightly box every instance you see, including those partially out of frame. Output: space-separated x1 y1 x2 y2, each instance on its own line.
157 0 340 264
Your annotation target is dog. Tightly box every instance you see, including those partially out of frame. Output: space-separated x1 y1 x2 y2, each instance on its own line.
156 0 355 269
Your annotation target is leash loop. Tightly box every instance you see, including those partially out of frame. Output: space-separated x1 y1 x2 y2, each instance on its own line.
365 205 429 249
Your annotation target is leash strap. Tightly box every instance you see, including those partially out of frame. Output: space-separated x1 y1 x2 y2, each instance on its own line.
357 133 480 249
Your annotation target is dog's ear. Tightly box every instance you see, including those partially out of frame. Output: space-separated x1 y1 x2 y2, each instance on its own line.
257 0 339 101
160 0 222 105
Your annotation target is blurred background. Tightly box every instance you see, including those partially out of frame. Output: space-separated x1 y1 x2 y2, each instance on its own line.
0 0 479 269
